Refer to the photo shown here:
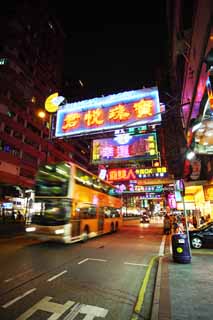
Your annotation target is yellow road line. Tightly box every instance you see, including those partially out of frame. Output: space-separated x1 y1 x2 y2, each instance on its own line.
131 255 158 319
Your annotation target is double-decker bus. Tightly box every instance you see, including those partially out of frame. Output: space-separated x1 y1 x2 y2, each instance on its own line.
25 162 123 243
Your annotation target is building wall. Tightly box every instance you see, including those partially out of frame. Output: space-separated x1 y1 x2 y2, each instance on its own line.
181 0 213 128
0 1 87 192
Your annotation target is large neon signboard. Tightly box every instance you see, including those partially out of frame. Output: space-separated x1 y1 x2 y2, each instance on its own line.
92 133 158 164
55 87 161 137
106 166 168 181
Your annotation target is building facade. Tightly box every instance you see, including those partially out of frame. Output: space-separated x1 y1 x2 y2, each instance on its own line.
0 1 88 199
167 0 213 219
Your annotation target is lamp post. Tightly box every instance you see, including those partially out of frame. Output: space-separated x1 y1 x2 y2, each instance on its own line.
181 185 192 258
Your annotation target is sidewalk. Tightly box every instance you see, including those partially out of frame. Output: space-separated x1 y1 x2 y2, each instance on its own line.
152 235 213 320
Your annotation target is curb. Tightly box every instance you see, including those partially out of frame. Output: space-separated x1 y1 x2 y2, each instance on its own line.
150 256 162 320
131 256 158 320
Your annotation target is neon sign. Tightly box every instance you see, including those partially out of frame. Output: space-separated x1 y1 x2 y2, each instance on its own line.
106 166 167 182
55 87 161 137
92 133 158 164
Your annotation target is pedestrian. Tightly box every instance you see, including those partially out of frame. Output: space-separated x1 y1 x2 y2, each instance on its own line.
17 210 23 221
12 209 16 221
192 215 197 228
172 215 178 233
163 213 171 234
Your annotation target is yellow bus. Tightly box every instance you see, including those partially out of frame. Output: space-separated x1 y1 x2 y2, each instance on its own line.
26 161 123 243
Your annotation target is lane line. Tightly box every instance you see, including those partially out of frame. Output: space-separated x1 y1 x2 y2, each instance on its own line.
88 258 107 262
4 268 33 283
4 278 13 283
124 262 148 267
47 270 67 282
78 258 89 265
2 288 36 309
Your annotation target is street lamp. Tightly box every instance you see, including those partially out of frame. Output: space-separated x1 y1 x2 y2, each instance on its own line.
37 110 46 119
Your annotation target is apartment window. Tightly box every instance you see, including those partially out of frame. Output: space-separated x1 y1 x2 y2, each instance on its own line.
22 152 37 166
4 125 12 134
7 110 16 118
26 122 41 135
12 148 21 157
0 140 3 151
13 131 22 139
17 115 25 124
31 96 36 103
24 137 39 150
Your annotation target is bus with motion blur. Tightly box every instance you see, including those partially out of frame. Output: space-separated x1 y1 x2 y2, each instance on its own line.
25 162 123 243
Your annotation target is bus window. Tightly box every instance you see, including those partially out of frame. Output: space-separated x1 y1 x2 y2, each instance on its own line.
35 163 70 196
101 207 121 218
76 204 97 219
32 198 71 226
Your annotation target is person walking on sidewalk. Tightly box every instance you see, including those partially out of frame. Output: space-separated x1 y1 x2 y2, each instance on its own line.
164 213 171 234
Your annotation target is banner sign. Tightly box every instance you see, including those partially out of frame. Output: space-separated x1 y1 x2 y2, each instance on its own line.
55 87 161 137
92 133 158 164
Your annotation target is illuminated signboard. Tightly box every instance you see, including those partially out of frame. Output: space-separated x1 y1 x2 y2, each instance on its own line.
111 183 163 198
55 87 161 137
113 183 163 194
105 166 167 182
92 133 158 164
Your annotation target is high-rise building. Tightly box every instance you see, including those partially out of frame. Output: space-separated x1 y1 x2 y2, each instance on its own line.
0 1 88 197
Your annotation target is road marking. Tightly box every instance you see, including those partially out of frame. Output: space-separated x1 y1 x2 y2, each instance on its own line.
78 258 107 265
2 288 36 309
88 258 107 262
139 236 144 238
15 296 108 320
132 256 158 319
159 235 166 256
16 296 74 320
79 304 108 319
78 258 89 265
4 268 33 283
4 277 13 283
63 302 81 319
124 262 148 267
47 270 67 282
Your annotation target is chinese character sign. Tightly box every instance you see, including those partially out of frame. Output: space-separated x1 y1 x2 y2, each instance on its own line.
55 87 161 137
105 166 167 182
92 133 158 164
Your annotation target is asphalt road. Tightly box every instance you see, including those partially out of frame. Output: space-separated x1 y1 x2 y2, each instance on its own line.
0 217 165 320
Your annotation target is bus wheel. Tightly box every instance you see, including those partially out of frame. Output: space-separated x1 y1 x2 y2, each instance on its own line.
110 223 115 233
115 221 119 232
82 226 89 242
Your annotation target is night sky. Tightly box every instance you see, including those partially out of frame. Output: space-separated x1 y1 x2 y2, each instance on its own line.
52 2 169 101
